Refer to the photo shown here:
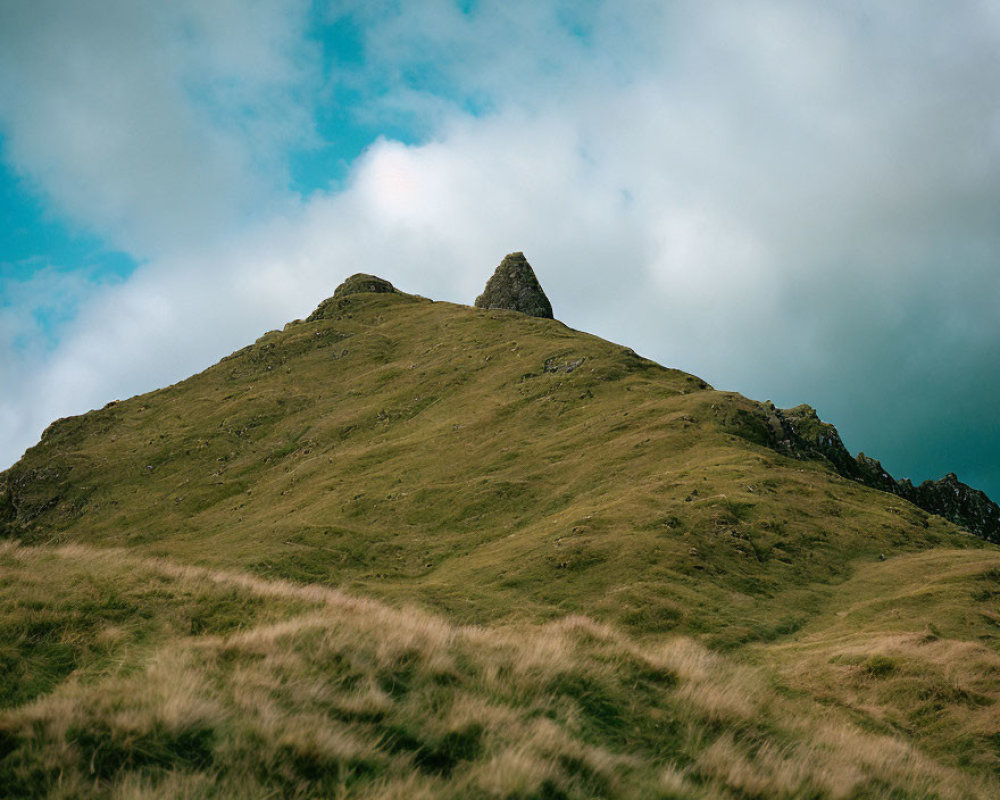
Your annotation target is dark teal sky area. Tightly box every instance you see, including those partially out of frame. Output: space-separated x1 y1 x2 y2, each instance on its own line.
1 1 998 501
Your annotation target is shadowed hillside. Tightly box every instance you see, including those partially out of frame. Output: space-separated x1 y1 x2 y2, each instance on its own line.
1 270 999 798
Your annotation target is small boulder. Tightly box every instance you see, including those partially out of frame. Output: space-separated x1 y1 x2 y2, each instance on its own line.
475 252 553 319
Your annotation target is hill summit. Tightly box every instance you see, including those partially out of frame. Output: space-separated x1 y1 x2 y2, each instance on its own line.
474 251 553 318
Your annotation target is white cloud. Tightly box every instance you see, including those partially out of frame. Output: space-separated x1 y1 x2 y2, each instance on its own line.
0 0 316 256
3 1 1000 495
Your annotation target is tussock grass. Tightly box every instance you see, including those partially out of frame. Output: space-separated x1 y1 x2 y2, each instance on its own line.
0 541 317 710
2 543 997 798
756 549 1000 777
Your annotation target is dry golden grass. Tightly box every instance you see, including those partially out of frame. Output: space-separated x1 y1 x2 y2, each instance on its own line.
756 549 1000 778
2 542 998 799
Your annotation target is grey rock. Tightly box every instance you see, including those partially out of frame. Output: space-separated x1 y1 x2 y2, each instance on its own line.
333 274 398 297
307 274 399 321
899 472 1000 542
726 400 1000 542
475 252 553 319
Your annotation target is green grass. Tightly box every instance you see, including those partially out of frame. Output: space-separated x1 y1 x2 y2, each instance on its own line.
0 542 996 799
3 293 978 634
750 548 1000 777
0 542 318 709
1 285 999 796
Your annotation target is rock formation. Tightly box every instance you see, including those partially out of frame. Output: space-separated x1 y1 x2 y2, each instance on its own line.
475 252 553 319
729 401 1000 542
333 274 398 297
307 274 399 321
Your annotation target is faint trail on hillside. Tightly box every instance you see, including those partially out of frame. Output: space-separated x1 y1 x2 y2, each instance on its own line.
52 541 392 614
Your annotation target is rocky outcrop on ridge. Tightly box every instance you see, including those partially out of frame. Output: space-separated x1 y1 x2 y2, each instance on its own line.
475 252 553 319
307 274 400 321
897 472 1000 541
732 401 1000 542
333 274 398 297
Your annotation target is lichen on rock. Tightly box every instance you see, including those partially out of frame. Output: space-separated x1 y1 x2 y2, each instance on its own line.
475 252 553 319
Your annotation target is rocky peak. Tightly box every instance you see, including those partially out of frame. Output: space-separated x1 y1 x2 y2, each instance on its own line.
475 252 553 319
307 274 399 322
333 274 398 297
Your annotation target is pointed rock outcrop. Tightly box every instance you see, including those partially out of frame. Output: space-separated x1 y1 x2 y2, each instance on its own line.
475 252 553 319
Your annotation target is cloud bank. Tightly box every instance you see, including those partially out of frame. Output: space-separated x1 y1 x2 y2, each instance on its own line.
2 1 999 496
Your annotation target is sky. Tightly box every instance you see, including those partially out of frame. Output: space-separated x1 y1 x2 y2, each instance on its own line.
1 1 999 498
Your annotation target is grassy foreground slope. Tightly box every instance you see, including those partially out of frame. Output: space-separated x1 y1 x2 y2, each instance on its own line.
2 283 999 797
2 541 999 799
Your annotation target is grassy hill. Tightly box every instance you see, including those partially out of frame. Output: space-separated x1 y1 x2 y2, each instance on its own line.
2 280 998 798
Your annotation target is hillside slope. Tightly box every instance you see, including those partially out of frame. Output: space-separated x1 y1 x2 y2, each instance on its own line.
2 277 999 798
0 282 986 631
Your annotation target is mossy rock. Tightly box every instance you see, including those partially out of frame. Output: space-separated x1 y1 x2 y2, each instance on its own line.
307 274 400 321
334 274 398 297
475 252 553 319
